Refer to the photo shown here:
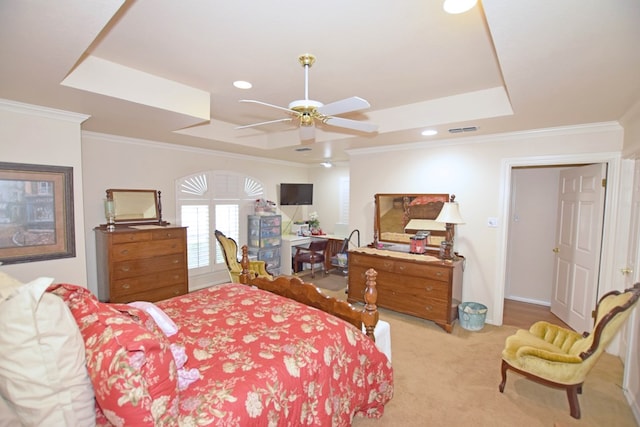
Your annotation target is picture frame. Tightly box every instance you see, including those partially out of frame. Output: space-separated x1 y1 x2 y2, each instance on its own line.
0 162 75 264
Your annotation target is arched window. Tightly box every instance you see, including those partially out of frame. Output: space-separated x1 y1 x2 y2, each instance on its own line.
176 171 264 276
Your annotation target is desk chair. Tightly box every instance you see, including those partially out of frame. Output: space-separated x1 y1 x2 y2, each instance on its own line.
293 239 328 278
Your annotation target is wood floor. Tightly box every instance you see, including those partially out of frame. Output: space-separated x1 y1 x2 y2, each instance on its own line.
503 299 572 330
313 272 573 331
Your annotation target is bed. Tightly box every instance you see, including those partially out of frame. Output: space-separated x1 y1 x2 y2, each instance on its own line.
0 249 393 426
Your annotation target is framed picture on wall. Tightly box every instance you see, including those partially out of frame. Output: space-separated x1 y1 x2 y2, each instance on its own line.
0 162 75 264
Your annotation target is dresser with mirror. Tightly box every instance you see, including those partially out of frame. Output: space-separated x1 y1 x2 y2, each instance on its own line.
347 193 464 332
95 189 188 303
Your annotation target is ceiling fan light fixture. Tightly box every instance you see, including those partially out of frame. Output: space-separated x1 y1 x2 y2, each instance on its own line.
321 161 333 168
237 54 377 142
443 0 477 14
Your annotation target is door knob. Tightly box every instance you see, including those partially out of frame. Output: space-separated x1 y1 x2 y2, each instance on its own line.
621 268 633 275
552 247 559 253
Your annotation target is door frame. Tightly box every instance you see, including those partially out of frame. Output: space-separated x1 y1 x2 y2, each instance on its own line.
494 151 623 326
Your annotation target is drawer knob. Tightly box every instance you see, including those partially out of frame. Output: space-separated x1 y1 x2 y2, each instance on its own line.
172 259 179 264
435 272 443 277
121 266 130 272
398 265 406 271
120 249 129 255
425 285 433 292
122 283 130 289
425 305 433 311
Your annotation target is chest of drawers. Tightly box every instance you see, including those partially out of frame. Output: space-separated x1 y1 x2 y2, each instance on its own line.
95 226 188 303
347 248 463 333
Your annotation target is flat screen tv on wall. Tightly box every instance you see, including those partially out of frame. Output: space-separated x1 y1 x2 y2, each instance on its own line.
280 183 313 206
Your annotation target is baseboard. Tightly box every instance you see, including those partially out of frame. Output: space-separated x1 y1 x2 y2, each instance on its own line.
505 296 550 306
624 387 640 426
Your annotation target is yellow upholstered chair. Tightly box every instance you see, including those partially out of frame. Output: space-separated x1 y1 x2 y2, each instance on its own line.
499 283 640 419
214 230 273 282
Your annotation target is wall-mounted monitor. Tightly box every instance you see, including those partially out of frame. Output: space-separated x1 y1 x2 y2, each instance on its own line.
280 183 313 206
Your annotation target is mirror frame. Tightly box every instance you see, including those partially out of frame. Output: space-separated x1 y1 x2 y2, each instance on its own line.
374 193 449 247
106 189 164 225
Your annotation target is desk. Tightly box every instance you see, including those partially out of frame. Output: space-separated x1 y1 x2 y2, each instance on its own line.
280 235 310 275
280 234 348 275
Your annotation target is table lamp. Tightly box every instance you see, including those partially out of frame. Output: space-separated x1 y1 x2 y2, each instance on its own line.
435 195 464 260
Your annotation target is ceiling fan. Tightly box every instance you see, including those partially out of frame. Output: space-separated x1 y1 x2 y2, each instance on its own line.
236 54 378 141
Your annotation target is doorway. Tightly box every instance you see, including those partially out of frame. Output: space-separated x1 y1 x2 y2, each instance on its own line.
505 163 606 330
495 153 619 327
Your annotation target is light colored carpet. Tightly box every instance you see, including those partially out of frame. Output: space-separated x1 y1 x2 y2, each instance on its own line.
308 273 638 427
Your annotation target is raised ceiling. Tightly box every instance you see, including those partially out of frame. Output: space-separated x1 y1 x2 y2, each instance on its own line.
1 0 639 164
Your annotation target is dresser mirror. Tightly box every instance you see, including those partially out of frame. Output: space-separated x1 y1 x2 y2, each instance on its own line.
106 189 163 224
374 193 449 247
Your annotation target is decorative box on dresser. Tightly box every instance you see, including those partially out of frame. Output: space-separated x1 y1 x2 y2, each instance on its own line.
248 214 282 275
347 248 464 333
95 226 189 303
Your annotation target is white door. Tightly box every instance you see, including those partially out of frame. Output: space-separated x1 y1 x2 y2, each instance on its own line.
622 159 640 412
551 163 607 332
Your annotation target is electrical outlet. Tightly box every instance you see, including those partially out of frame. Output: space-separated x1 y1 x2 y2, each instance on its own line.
488 217 498 228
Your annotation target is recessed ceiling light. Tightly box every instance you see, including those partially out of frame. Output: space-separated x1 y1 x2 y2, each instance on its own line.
443 0 477 14
421 129 438 136
233 80 252 89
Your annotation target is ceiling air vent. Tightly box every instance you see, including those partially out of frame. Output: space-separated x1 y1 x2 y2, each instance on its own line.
448 126 478 134
295 147 312 152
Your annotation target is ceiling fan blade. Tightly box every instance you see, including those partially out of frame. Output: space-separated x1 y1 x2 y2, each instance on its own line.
324 116 378 133
239 99 297 115
299 125 315 141
317 96 371 116
235 117 293 130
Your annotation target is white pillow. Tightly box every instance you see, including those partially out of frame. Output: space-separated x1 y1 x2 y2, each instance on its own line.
0 271 23 302
0 277 95 427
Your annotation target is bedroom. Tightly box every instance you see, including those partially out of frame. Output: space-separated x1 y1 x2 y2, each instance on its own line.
2 0 640 425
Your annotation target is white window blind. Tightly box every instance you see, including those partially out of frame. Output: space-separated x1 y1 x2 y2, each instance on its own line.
176 171 265 276
181 205 210 269
214 204 240 263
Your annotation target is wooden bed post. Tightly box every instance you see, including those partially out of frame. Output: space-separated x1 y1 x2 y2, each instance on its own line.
239 245 251 284
362 268 379 340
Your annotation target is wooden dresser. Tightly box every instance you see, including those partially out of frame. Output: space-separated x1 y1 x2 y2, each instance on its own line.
95 226 188 303
347 248 463 333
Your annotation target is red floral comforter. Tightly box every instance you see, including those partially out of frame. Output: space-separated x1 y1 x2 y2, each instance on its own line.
157 283 393 426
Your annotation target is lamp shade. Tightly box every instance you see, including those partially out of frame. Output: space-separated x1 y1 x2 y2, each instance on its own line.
435 201 464 224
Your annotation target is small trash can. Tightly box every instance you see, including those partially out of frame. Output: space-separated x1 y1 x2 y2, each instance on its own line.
458 302 488 331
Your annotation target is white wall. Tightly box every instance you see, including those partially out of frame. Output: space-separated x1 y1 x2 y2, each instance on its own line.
505 166 561 304
81 132 318 294
0 100 88 285
348 123 624 326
